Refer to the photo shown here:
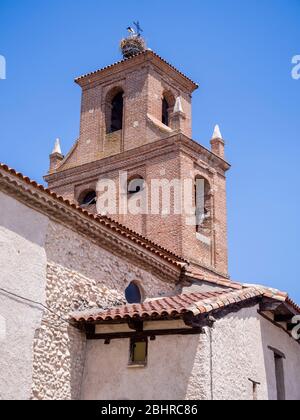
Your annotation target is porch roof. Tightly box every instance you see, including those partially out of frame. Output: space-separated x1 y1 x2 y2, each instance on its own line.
70 285 296 325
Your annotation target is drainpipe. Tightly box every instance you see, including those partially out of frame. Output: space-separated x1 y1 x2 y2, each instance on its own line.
208 326 214 401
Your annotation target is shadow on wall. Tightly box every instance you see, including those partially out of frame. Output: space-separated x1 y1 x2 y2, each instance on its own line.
80 334 208 400
260 316 281 401
69 326 87 400
260 314 300 401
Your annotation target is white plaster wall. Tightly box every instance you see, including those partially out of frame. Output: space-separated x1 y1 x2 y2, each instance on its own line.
202 306 300 400
81 309 266 401
81 334 210 401
0 192 49 400
81 306 300 401
260 315 300 400
210 306 268 400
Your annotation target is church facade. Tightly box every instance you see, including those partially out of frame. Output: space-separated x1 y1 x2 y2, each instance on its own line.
0 34 300 400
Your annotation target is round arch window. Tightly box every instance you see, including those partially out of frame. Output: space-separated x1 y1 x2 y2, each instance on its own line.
105 87 124 134
162 91 175 127
80 190 97 208
127 177 145 195
125 282 142 304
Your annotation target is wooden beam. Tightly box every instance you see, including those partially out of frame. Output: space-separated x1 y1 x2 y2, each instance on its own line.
274 314 293 323
88 328 203 341
85 323 95 339
258 311 300 346
259 299 284 312
127 319 143 332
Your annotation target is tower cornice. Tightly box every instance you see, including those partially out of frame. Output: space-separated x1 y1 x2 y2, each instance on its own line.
45 133 230 187
75 50 198 94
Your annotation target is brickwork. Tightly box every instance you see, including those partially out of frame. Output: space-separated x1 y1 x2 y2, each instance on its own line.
45 50 230 278
47 52 196 174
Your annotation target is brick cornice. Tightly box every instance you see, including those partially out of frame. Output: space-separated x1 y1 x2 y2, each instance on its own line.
75 50 198 94
176 134 231 173
188 260 231 281
45 133 230 187
45 135 177 184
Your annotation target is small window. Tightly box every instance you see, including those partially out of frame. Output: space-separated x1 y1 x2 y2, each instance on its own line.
80 191 96 208
125 282 142 304
129 337 148 367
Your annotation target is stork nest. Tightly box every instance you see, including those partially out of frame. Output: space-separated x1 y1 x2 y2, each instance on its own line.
120 36 146 59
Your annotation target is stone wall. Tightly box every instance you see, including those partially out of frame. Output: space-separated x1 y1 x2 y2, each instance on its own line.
31 262 123 400
31 220 175 400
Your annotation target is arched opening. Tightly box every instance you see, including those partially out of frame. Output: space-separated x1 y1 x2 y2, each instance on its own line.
125 282 143 304
79 190 97 208
106 88 124 134
195 177 212 237
127 176 145 195
105 88 124 134
162 97 169 126
161 91 175 127
110 92 123 132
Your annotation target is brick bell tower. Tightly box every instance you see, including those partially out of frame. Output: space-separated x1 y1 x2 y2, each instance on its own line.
45 28 231 280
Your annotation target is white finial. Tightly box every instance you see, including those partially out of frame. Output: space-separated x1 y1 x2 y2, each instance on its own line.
52 138 62 155
174 96 183 113
212 124 223 140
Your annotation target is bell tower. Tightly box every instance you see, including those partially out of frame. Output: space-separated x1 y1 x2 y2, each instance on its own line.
45 30 230 281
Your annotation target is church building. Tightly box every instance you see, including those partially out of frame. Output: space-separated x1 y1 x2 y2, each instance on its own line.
0 30 299 400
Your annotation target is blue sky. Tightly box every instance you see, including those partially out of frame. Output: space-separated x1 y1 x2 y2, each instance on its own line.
0 0 299 302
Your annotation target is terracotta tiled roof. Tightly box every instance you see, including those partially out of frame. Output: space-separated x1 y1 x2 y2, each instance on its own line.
0 163 186 268
70 285 300 324
188 269 300 315
71 289 235 323
75 50 198 90
70 287 283 323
